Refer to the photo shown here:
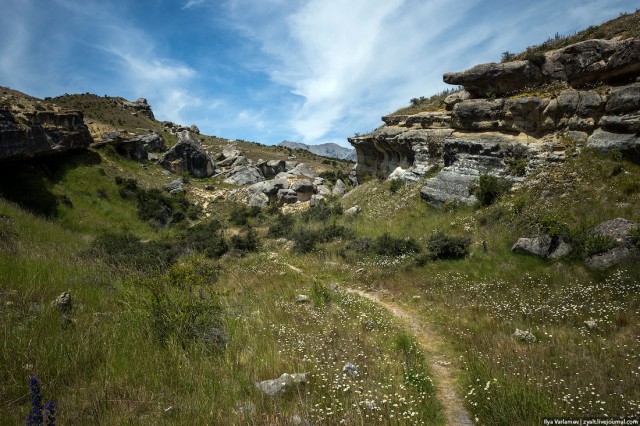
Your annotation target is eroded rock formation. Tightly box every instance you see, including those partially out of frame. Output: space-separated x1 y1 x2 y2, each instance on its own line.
0 105 92 161
349 36 640 205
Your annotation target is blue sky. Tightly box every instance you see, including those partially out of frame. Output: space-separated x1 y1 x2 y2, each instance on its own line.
1 0 638 147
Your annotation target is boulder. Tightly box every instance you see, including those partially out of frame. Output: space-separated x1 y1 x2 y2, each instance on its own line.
444 60 543 97
159 131 215 178
584 218 639 269
121 97 155 119
224 166 265 186
288 163 318 178
190 124 200 134
310 194 325 206
222 145 241 159
344 205 361 215
255 373 307 397
587 129 640 163
277 189 297 204
316 185 331 196
291 179 315 194
248 191 269 208
135 132 166 152
444 38 640 97
444 90 471 109
511 234 571 259
332 179 347 197
164 178 184 195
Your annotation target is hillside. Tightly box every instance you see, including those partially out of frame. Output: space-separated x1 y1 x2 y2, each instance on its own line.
1 10 640 426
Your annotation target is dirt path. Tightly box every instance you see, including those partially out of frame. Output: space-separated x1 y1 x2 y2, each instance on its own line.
345 288 474 426
283 261 473 425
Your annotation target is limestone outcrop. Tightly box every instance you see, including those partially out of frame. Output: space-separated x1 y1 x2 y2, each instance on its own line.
444 38 640 97
0 105 92 161
159 131 215 178
349 36 640 205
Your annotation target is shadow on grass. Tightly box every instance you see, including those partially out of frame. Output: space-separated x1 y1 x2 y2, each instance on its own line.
0 150 101 217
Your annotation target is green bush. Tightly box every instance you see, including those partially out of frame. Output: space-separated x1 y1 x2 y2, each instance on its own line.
525 48 546 67
301 201 343 223
474 174 511 206
229 205 262 226
229 228 260 253
372 233 421 257
85 232 179 271
268 214 295 238
583 234 617 258
178 220 229 258
311 282 332 307
292 228 321 254
426 231 471 259
389 179 405 194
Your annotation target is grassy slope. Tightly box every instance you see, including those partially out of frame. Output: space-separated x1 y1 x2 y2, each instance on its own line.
335 149 640 424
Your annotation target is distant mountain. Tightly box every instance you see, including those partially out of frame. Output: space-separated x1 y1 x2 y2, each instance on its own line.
279 140 356 162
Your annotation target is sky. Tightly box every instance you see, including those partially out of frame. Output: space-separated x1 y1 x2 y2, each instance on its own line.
0 0 638 147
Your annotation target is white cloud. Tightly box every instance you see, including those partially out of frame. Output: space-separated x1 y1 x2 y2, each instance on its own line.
183 0 207 10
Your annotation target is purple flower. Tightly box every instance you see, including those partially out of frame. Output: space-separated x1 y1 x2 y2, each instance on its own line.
26 376 43 426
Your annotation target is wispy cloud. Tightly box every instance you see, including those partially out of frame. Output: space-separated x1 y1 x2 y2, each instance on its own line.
182 0 206 10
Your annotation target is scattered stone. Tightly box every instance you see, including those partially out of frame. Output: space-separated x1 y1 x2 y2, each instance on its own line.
164 178 184 195
584 319 598 330
296 294 310 303
345 205 361 216
513 328 536 343
291 414 303 425
343 362 358 376
52 291 72 312
255 373 307 397
355 268 365 274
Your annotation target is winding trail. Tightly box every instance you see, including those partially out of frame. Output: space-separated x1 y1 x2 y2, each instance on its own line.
283 260 473 425
344 288 474 426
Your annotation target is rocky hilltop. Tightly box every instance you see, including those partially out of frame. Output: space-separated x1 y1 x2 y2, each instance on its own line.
349 35 640 205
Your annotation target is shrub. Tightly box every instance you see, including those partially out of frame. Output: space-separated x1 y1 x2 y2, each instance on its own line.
474 174 510 206
268 214 295 238
301 201 342 223
179 220 228 258
229 228 260 253
229 205 262 226
389 178 405 194
85 232 179 271
426 231 471 259
583 234 617 258
505 159 527 176
373 233 421 257
311 282 332 307
629 227 640 249
291 229 322 254
346 237 372 253
525 48 546 67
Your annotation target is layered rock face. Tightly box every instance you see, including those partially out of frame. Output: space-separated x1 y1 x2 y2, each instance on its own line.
159 131 215 178
349 37 640 204
0 106 93 161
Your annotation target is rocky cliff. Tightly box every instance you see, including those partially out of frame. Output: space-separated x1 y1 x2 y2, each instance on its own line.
349 36 640 205
0 87 93 161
